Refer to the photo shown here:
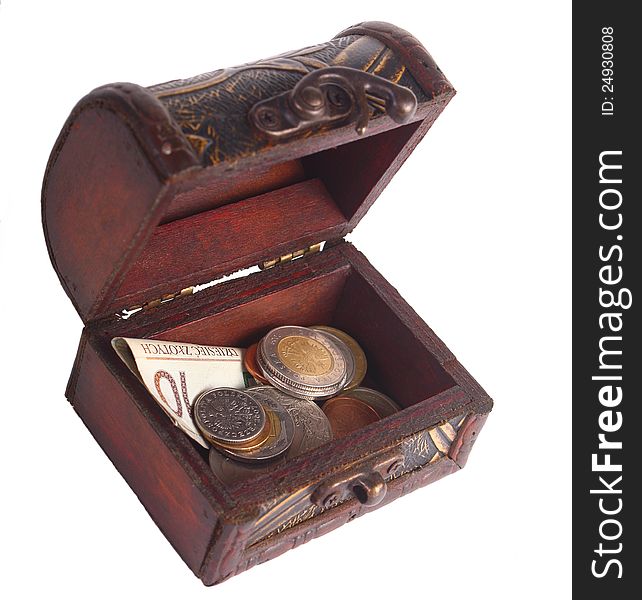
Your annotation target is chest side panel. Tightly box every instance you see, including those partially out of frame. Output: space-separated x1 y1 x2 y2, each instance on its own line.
70 340 223 573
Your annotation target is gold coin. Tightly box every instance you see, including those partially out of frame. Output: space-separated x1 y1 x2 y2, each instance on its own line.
276 335 334 376
312 326 367 390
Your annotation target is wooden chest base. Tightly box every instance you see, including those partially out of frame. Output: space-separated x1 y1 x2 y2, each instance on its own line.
68 242 491 585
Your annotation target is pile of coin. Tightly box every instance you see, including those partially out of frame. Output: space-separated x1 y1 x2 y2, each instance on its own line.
194 325 402 485
202 385 334 485
246 325 368 400
194 387 295 461
253 326 349 400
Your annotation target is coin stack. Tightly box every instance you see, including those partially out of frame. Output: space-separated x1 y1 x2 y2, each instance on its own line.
195 325 402 485
255 325 351 400
194 386 296 463
248 324 403 437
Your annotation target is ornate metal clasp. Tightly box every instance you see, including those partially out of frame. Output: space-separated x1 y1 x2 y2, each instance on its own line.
249 66 418 140
310 449 404 509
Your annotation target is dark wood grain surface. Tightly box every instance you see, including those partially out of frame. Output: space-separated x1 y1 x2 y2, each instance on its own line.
44 22 490 586
42 22 454 322
69 243 491 584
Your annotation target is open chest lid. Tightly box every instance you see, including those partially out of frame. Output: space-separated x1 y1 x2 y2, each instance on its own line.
42 21 455 323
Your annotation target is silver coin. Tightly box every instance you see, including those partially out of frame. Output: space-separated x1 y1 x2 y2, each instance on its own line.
260 326 347 389
310 328 355 393
215 387 295 462
209 447 284 487
258 387 333 455
208 388 332 486
193 388 266 446
259 369 343 401
346 387 401 418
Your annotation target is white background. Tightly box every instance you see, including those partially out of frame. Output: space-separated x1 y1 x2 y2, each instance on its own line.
0 1 571 598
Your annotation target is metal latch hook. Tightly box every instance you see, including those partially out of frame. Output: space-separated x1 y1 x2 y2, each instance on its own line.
250 66 418 139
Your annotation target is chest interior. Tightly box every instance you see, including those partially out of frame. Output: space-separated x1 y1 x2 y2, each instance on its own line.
112 119 424 313
95 242 458 476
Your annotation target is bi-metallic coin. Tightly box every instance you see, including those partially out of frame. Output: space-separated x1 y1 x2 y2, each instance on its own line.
311 326 363 391
258 326 348 400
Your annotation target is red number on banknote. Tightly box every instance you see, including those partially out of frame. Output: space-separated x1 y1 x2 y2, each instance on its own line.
154 370 191 417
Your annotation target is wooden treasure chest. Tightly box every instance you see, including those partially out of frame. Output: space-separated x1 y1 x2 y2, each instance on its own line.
42 21 493 585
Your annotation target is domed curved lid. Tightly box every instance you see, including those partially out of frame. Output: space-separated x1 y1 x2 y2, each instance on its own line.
42 22 454 322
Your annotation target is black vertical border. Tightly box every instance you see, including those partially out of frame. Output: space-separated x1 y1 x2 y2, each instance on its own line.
573 3 639 596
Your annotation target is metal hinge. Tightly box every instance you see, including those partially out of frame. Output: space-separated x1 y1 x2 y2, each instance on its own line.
117 241 326 320
259 242 324 270
118 286 195 320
